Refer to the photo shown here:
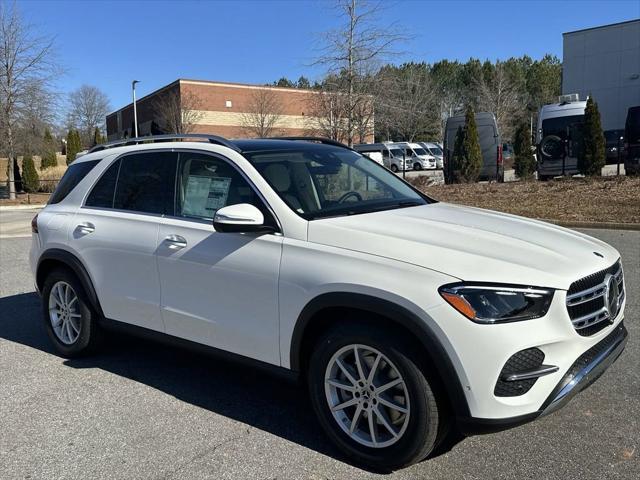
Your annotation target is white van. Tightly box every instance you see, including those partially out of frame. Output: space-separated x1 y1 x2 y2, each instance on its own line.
536 95 587 180
419 142 444 169
394 142 436 170
354 143 411 172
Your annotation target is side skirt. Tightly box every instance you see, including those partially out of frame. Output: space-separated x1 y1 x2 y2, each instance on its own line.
98 317 300 384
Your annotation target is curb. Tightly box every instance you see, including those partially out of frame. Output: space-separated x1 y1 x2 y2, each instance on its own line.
0 204 46 211
539 219 640 231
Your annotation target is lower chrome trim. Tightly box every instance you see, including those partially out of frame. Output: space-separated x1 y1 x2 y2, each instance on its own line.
502 365 559 382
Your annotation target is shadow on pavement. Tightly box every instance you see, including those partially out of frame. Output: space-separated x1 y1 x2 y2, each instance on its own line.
0 291 462 471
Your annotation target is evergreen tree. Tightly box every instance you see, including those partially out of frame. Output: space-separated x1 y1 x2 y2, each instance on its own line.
41 128 58 169
450 126 465 183
460 105 482 182
21 154 39 193
296 76 311 89
66 129 82 165
579 96 605 176
92 126 105 146
513 121 536 179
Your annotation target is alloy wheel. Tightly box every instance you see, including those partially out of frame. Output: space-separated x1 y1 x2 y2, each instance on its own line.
324 344 410 448
48 281 82 345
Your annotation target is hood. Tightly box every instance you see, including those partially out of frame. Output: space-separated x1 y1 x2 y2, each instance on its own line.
307 203 619 290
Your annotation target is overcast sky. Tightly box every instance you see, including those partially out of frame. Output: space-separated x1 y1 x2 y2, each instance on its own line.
18 0 639 112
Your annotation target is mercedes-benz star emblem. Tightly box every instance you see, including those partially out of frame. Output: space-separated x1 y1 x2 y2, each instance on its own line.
604 274 620 320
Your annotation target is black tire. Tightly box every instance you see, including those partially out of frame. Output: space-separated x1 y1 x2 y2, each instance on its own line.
41 267 102 357
413 163 422 171
390 164 399 173
308 322 448 470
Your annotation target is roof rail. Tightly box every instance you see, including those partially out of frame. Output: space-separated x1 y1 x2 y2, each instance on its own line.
88 134 241 154
270 136 352 150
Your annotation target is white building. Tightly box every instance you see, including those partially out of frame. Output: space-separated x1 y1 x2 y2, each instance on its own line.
562 19 640 131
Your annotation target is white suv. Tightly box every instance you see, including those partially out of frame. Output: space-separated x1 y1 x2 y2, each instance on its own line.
30 135 627 470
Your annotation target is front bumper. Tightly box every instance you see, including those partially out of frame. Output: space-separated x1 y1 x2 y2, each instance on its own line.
459 321 628 434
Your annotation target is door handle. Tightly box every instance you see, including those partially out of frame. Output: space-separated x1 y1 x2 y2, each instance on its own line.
76 222 95 234
164 234 187 249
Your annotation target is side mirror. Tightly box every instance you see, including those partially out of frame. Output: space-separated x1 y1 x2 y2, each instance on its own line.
213 203 270 233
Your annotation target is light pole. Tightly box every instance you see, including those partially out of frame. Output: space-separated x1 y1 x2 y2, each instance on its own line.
132 80 140 138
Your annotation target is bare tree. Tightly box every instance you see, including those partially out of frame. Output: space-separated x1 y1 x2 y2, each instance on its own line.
314 0 404 145
152 89 203 135
0 1 58 199
306 87 349 142
67 84 110 146
241 88 284 137
475 61 523 141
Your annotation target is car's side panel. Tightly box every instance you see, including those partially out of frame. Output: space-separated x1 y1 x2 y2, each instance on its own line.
156 216 283 365
70 208 165 332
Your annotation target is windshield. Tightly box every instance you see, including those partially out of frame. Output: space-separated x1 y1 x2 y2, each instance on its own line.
428 146 443 156
413 148 428 156
244 146 429 220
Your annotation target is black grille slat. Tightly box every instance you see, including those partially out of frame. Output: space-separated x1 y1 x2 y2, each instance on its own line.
566 260 624 337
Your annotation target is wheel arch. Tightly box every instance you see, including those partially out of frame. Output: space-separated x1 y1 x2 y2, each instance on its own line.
36 248 103 316
289 292 471 418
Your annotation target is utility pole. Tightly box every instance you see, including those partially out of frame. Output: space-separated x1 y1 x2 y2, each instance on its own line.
132 80 140 138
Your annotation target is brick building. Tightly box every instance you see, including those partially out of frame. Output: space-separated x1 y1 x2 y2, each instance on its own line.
106 78 374 142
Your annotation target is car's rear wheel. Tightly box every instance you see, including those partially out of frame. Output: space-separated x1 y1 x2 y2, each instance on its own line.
308 322 447 470
390 164 399 173
41 268 102 357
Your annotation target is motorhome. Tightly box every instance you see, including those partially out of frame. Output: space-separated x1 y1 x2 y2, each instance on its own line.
443 112 504 182
536 94 587 180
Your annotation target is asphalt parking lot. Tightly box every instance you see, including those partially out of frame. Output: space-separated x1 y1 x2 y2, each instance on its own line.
0 211 638 479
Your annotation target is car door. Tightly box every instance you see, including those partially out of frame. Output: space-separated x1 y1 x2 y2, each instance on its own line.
73 150 177 332
155 151 283 365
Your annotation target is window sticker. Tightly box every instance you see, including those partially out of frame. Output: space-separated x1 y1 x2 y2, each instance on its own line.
183 175 232 218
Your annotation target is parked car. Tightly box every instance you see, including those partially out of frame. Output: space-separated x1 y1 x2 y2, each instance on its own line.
395 142 436 170
31 134 627 470
354 143 411 172
443 112 504 182
604 129 625 165
419 142 444 169
624 106 640 176
536 96 587 180
352 144 384 165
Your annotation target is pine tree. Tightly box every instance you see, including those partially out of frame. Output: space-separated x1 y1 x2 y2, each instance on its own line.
22 154 40 193
92 127 105 146
66 129 82 165
460 105 482 182
579 96 605 176
513 121 536 180
450 126 465 183
41 128 58 169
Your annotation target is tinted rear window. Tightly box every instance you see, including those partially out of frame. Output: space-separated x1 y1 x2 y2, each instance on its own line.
85 159 121 208
48 160 100 204
113 152 177 215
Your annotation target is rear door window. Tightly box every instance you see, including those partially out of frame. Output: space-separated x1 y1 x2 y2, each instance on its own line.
85 159 121 208
48 160 101 204
113 152 177 215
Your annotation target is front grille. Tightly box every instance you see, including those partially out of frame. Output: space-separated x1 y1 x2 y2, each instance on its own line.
566 260 625 336
494 348 545 397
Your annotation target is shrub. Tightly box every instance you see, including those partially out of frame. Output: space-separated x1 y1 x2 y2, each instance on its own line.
38 165 67 193
579 96 605 176
513 122 536 180
41 128 58 169
66 129 82 165
21 154 40 193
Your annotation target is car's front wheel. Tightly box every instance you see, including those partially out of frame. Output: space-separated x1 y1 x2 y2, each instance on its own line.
308 322 447 470
41 268 102 357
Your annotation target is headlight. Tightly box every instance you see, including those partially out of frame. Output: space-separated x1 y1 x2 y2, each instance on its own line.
439 283 554 324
